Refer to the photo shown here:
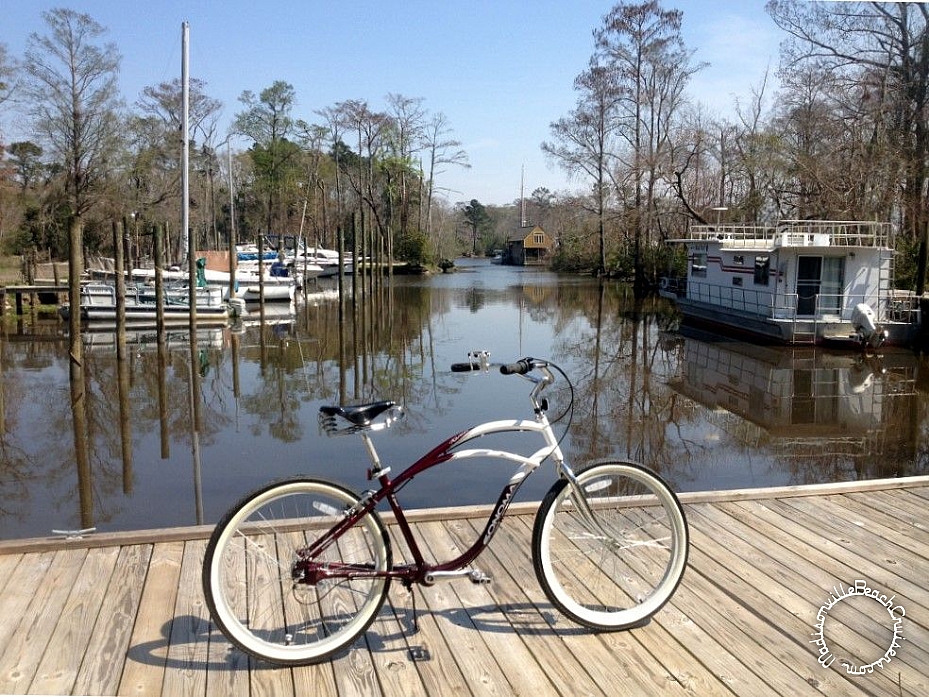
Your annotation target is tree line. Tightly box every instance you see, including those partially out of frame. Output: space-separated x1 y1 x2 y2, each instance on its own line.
0 8 473 276
2 2 929 295
543 0 929 295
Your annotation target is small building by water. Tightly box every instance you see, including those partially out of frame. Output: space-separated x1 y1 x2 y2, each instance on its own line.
504 225 555 266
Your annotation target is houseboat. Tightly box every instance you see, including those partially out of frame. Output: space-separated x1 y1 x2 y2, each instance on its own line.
659 220 920 347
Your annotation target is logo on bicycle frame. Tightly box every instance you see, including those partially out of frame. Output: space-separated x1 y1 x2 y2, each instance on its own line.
811 580 905 674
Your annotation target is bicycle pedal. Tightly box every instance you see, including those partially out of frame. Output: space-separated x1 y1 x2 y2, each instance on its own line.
468 570 492 585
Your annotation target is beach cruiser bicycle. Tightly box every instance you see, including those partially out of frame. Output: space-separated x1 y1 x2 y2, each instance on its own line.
202 352 689 665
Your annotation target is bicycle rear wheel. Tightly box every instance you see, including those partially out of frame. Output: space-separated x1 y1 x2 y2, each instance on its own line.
202 478 392 665
532 460 688 630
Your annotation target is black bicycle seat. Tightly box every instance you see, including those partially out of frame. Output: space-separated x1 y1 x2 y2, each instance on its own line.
319 400 396 426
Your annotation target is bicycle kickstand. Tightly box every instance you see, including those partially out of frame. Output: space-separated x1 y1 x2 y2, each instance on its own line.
404 583 434 662
403 580 420 635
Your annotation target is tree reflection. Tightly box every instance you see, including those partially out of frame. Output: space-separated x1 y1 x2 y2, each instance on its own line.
2 264 928 538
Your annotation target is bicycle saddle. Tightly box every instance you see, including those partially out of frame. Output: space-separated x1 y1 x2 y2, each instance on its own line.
319 400 397 426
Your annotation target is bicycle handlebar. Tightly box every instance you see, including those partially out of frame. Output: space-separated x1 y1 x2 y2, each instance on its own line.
450 353 541 376
451 351 567 421
499 359 534 375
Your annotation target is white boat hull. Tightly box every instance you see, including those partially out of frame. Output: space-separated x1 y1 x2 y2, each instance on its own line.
60 283 229 326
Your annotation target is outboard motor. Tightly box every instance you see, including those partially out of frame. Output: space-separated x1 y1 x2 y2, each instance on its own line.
851 303 888 349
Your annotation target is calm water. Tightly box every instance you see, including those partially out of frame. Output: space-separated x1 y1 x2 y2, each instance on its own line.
2 258 927 540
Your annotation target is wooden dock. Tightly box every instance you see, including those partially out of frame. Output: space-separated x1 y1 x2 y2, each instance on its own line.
0 476 926 696
0 284 69 316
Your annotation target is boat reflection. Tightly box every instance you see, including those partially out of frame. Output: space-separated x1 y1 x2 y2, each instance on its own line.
667 328 919 478
4 260 928 541
230 301 297 332
82 326 226 352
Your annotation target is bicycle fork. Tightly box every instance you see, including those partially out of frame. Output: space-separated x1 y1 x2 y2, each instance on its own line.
557 462 619 546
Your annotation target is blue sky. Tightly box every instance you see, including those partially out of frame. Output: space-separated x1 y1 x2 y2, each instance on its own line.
2 1 782 206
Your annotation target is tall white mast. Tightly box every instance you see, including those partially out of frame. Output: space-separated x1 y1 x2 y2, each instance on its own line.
181 21 190 265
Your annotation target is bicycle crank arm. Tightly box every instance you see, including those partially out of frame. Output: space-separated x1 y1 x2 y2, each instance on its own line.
423 569 492 585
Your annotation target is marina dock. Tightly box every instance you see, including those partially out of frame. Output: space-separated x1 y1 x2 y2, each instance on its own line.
0 284 69 316
0 476 926 696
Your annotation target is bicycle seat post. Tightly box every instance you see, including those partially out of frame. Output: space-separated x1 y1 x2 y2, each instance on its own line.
359 431 391 478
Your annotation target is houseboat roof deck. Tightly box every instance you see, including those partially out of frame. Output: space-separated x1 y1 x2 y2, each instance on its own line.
668 220 893 250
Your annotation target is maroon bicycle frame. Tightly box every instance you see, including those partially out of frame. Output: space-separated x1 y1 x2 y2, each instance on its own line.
295 418 556 587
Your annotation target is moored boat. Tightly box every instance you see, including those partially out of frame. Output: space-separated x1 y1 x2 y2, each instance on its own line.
59 282 229 326
129 265 298 302
659 220 920 348
290 247 351 277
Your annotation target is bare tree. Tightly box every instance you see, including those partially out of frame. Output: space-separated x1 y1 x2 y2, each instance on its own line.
595 0 704 294
422 111 469 238
0 43 20 246
128 77 222 251
385 93 425 242
22 8 122 373
336 99 391 267
22 9 122 521
138 77 222 143
543 63 623 275
731 73 775 221
0 42 16 111
767 0 929 289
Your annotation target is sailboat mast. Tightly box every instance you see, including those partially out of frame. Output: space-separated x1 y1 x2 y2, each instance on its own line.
181 21 190 266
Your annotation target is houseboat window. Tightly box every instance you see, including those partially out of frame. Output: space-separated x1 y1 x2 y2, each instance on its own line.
754 256 770 285
732 276 743 286
733 255 744 264
691 252 707 277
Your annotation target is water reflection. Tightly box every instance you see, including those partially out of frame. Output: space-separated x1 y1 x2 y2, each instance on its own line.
1 259 928 539
665 328 922 486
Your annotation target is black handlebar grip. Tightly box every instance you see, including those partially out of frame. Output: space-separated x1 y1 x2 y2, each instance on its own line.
451 362 481 372
500 359 533 375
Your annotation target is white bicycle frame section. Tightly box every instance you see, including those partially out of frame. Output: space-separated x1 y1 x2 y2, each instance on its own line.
443 417 568 486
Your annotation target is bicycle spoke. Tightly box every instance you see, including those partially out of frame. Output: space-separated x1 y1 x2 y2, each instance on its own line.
533 461 688 629
203 479 391 665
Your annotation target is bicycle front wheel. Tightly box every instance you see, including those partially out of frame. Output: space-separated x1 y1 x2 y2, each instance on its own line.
532 460 688 630
202 478 392 665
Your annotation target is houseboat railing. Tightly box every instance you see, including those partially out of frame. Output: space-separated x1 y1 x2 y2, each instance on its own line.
682 221 893 249
684 280 780 317
681 280 916 325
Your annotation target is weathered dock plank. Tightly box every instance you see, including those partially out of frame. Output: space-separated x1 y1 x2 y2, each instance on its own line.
0 476 925 696
480 516 697 696
117 541 184 697
162 540 211 697
684 525 866 697
29 546 121 695
0 549 88 693
411 526 518 697
695 499 927 696
73 544 153 696
420 519 594 697
0 553 54 656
